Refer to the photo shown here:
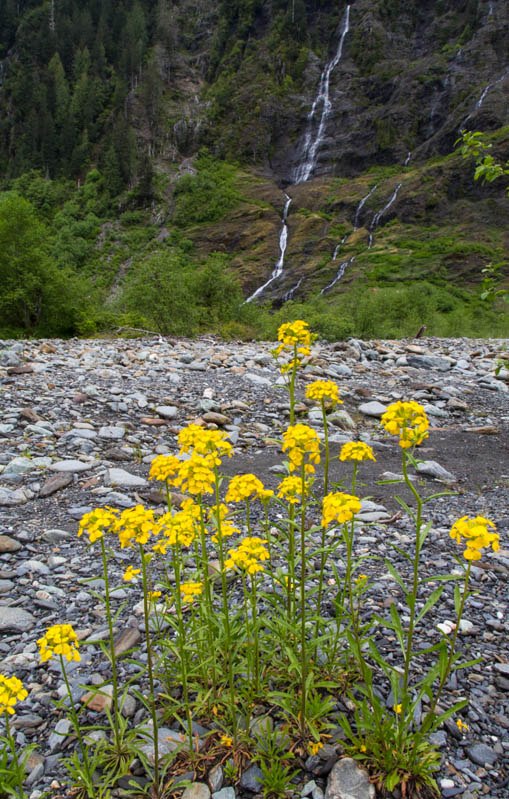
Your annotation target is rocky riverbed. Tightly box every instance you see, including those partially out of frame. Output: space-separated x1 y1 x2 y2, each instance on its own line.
0 334 508 799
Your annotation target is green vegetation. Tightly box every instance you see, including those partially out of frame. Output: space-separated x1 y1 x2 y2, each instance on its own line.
173 151 241 226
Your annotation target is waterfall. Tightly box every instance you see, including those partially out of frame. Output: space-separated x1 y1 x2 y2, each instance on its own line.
353 184 378 231
293 6 351 184
460 68 509 129
368 183 402 248
321 256 355 295
283 277 304 302
245 194 292 303
404 152 412 166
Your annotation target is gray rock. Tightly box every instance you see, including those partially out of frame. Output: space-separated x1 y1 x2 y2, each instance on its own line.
42 528 72 543
0 534 22 552
39 473 73 497
239 764 265 792
48 719 72 753
99 425 126 440
181 783 211 799
50 460 92 473
0 580 14 593
155 405 178 419
0 606 36 632
244 373 271 386
415 461 456 483
358 401 387 418
0 487 30 506
325 758 375 799
407 354 452 371
212 789 235 799
4 456 35 475
465 743 498 767
208 765 224 793
105 468 147 487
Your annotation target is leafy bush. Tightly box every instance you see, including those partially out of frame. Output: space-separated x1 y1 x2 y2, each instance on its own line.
173 151 241 227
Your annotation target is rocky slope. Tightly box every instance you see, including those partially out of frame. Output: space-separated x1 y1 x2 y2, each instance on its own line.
0 334 508 798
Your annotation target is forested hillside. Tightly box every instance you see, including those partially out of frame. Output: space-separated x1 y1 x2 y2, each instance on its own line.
0 0 508 339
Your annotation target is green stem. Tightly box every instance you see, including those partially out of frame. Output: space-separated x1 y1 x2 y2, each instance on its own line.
214 466 238 741
60 654 95 797
5 715 24 799
100 537 121 754
198 500 217 693
250 573 260 695
139 544 159 790
173 543 195 756
289 344 298 425
299 462 308 739
314 400 330 647
398 450 423 748
421 562 472 733
242 570 251 685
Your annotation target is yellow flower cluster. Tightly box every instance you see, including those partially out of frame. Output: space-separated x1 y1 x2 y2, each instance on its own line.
154 507 198 553
207 503 239 543
123 565 141 581
322 492 361 527
113 505 156 549
225 474 265 503
149 454 181 482
220 733 233 747
305 380 342 405
456 719 469 733
308 740 323 756
282 424 321 475
172 455 215 495
180 581 203 603
274 320 315 374
225 537 269 574
340 442 376 462
78 507 118 542
277 475 309 504
38 624 81 663
450 516 499 561
0 674 28 716
381 401 429 449
178 424 233 465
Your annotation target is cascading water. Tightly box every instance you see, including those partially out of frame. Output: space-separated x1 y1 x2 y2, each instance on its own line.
460 68 509 129
368 183 402 248
321 256 355 295
293 6 351 185
247 6 351 302
324 184 378 293
245 194 292 303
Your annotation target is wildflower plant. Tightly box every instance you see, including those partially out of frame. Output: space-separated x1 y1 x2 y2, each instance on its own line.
16 320 500 799
0 675 32 799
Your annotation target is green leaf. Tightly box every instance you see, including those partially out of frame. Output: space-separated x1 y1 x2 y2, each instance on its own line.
394 494 416 523
383 558 407 593
454 583 462 616
416 585 444 624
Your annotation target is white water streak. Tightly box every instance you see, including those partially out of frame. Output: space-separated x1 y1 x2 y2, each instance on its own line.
246 194 292 303
293 6 350 184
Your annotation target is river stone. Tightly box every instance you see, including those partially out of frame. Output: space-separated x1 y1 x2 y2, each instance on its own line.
212 789 235 799
50 460 93 473
0 580 14 593
325 758 375 799
4 456 35 475
465 743 498 767
0 606 36 632
0 534 22 552
181 783 211 799
407 354 453 371
239 764 265 792
113 627 142 656
0 487 30 506
42 528 72 543
358 401 387 417
155 405 178 419
105 468 147 487
39 473 73 497
415 461 456 483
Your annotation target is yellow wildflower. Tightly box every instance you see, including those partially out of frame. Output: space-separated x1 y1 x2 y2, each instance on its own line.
207 503 239 543
225 474 265 503
282 424 321 474
172 454 215 495
0 675 28 716
225 537 269 575
113 505 156 549
450 516 499 561
321 492 361 527
305 380 342 405
456 719 469 733
381 401 429 448
149 454 181 482
308 740 323 756
340 442 376 462
156 508 197 548
38 624 81 663
393 704 402 714
180 581 204 603
277 475 309 504
78 507 118 542
360 745 367 753
220 733 233 747
148 591 162 600
178 424 232 465
123 565 141 582
277 320 313 347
